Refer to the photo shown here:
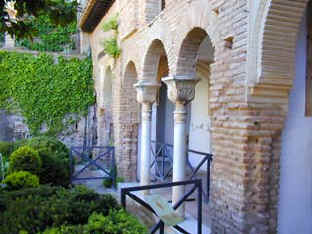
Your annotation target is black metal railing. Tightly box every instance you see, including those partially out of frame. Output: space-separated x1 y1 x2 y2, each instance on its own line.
69 146 116 186
150 141 213 201
121 179 203 234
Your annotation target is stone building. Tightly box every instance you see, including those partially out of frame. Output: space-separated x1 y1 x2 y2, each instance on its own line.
79 0 312 233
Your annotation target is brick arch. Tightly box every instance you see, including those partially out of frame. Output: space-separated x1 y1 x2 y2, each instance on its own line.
142 39 169 81
249 0 309 93
123 59 139 81
172 0 218 76
114 61 139 180
176 27 214 76
124 61 138 86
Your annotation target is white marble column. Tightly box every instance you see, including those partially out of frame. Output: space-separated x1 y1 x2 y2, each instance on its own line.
162 75 199 216
134 80 160 194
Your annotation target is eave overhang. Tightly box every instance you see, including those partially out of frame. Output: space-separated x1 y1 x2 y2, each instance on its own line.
79 0 115 33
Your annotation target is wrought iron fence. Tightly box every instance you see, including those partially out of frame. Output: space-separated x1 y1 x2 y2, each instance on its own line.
69 146 116 186
150 141 213 201
121 179 203 234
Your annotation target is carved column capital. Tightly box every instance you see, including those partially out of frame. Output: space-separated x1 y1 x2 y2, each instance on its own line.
134 80 161 104
162 75 200 105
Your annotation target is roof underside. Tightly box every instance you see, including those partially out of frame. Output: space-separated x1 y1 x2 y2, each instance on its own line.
79 0 115 33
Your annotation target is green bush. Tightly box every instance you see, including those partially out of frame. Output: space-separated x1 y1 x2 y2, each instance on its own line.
0 141 14 158
86 210 148 234
26 136 69 161
102 177 113 188
0 185 121 234
103 176 124 188
9 146 42 175
42 225 85 234
8 136 71 187
26 136 70 187
42 211 148 234
3 171 39 191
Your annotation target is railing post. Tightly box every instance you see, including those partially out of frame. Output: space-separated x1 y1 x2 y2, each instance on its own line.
159 221 165 234
197 179 202 234
121 189 126 209
207 155 212 202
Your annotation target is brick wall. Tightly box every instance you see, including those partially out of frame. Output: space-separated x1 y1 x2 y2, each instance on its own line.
86 0 308 232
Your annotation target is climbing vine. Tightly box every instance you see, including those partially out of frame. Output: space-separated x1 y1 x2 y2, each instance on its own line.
102 15 121 58
16 15 77 52
0 51 95 136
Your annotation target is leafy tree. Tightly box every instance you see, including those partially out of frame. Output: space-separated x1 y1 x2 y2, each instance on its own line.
0 0 78 39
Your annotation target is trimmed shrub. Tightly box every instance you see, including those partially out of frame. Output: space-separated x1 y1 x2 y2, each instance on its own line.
103 177 113 188
0 141 14 158
3 171 39 191
86 210 148 234
103 176 124 188
26 136 70 162
27 136 70 187
9 146 41 175
9 136 71 186
0 185 121 234
42 211 148 234
43 225 85 234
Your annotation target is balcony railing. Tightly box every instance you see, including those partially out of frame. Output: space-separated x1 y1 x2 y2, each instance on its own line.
121 179 203 234
150 141 213 202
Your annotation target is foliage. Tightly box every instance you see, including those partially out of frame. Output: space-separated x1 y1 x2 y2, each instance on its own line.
102 38 121 58
103 176 124 188
16 14 77 52
26 136 71 187
43 225 85 234
1 137 71 186
102 15 119 32
0 51 94 135
42 210 148 234
0 185 121 234
9 146 42 175
0 0 78 39
3 171 39 191
86 210 148 234
101 15 121 59
102 177 113 188
0 153 9 180
4 136 71 187
26 136 70 162
0 141 14 158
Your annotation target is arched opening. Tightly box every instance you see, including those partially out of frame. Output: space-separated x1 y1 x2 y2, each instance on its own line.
140 39 172 180
97 66 113 147
176 28 214 172
279 4 312 234
176 27 214 227
118 61 139 180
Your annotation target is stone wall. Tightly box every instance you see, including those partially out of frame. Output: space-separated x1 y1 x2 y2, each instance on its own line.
0 106 97 149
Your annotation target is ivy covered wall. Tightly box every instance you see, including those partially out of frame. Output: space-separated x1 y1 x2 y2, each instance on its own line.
0 51 95 136
16 15 77 52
